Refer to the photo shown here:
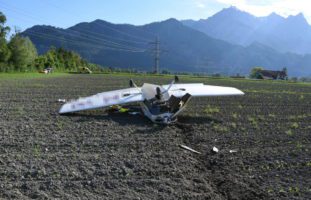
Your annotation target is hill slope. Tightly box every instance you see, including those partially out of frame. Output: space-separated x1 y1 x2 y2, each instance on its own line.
22 18 311 76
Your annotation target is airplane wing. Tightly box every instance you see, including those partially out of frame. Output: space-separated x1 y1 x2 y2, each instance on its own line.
163 83 244 97
59 87 143 114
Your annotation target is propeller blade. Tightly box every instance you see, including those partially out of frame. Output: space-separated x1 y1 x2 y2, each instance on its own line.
155 87 162 100
129 79 134 87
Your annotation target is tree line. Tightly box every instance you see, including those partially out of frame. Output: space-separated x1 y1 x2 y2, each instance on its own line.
0 11 99 72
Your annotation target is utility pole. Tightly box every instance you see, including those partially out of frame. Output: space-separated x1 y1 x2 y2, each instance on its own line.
155 36 160 74
149 37 160 74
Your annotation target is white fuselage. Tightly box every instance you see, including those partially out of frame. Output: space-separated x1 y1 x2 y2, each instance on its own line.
140 102 176 124
139 83 191 124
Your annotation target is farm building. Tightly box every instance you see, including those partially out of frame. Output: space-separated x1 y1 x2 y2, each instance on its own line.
255 68 288 80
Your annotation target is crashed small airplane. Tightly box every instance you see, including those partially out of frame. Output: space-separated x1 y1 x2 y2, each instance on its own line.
59 76 244 124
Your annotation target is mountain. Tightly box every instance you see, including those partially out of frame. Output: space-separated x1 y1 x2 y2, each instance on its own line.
182 6 311 55
22 18 311 77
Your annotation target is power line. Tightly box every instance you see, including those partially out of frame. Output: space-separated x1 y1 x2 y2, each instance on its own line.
44 0 156 43
27 31 146 52
24 31 146 53
2 0 174 70
92 21 152 43
61 30 147 51
1 1 149 51
75 28 149 45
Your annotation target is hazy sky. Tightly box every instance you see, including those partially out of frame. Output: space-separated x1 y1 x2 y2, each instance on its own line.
1 0 310 32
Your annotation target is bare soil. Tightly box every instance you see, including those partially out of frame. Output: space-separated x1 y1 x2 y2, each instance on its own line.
0 74 310 199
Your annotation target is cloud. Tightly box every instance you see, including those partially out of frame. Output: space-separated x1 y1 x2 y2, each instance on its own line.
196 3 206 8
195 0 207 9
215 0 311 22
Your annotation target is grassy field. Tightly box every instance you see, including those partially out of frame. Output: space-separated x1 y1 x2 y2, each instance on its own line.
0 72 69 80
0 73 310 199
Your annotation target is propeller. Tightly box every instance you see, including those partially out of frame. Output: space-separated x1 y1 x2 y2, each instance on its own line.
129 79 134 87
129 79 139 89
163 75 180 94
154 76 180 100
129 79 141 93
155 87 162 100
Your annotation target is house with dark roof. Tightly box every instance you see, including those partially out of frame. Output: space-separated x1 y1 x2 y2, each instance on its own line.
255 68 288 80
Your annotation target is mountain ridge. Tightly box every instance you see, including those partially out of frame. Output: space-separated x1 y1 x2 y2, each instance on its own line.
22 17 311 77
181 6 311 55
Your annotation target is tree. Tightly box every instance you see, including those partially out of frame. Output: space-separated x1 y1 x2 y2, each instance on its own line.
161 69 171 74
0 12 10 38
34 55 47 70
33 47 97 72
250 67 264 79
8 34 37 71
0 38 11 64
0 12 11 71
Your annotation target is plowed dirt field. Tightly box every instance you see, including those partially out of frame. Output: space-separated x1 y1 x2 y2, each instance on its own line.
0 74 310 199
